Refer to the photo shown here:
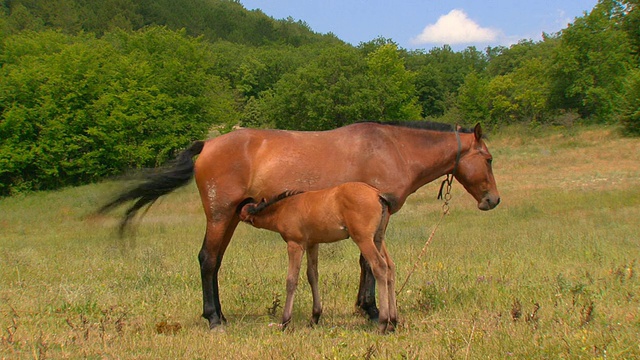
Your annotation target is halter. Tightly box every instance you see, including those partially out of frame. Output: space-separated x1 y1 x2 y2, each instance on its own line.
437 128 462 200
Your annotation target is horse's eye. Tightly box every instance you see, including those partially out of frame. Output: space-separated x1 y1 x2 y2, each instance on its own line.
487 158 493 165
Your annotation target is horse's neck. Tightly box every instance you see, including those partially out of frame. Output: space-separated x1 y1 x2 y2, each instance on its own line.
400 130 465 193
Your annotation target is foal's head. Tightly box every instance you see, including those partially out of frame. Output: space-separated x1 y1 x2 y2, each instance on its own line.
454 123 500 211
238 190 304 225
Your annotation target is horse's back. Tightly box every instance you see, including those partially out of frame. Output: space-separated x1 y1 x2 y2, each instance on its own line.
196 123 392 170
193 124 406 217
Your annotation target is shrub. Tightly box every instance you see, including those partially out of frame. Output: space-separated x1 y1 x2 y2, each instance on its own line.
0 28 239 195
619 68 640 137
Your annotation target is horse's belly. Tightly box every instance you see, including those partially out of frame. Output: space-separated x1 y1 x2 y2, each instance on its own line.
252 156 353 195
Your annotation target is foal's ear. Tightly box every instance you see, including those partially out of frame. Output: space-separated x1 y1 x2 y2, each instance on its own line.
238 204 249 220
474 123 483 140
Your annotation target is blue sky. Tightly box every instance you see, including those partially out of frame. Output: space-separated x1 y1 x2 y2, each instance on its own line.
240 1 599 50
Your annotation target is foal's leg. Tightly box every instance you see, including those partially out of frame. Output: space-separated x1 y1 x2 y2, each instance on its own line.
282 241 305 329
380 242 397 329
306 244 322 325
375 207 396 328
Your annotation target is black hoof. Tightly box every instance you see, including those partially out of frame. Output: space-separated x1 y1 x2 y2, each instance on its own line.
208 320 224 330
204 313 225 330
367 307 380 322
357 304 379 321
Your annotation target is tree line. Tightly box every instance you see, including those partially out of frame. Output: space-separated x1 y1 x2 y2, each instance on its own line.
0 0 638 195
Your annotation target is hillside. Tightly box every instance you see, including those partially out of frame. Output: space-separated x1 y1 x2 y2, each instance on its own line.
1 0 338 46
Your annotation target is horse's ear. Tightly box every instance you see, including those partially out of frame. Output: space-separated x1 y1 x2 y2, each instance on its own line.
474 123 483 141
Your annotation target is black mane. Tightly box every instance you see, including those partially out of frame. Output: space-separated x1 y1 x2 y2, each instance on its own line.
362 120 474 134
247 190 304 215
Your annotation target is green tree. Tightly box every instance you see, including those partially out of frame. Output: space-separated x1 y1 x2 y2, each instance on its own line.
551 0 635 121
619 68 640 135
486 39 542 77
0 28 239 195
357 44 421 121
257 44 420 130
619 0 640 58
4 3 44 32
406 45 487 118
485 75 519 126
1 0 335 47
511 58 552 123
258 44 367 130
457 72 489 125
412 64 448 118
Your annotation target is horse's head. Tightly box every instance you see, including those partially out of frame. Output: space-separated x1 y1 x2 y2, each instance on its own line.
454 123 500 211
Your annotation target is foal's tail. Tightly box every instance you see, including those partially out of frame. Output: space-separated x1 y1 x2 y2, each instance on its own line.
98 140 206 236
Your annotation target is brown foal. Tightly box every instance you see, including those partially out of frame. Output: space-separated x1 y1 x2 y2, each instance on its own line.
239 182 397 333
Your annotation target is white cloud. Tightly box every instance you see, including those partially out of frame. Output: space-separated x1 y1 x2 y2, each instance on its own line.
411 9 500 45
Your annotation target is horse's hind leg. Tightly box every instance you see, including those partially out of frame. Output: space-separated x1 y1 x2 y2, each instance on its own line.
282 241 305 329
199 217 239 329
306 244 322 325
355 238 390 333
356 255 379 321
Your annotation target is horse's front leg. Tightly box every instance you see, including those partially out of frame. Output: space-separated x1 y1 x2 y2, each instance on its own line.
282 241 304 329
306 244 322 325
356 254 379 321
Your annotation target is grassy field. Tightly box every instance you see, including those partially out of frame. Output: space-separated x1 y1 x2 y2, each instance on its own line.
1 125 639 359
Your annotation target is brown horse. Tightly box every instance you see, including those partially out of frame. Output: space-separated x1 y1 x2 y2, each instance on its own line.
99 121 500 329
238 182 396 333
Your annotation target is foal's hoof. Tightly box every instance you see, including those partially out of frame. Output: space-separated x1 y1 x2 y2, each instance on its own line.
269 321 290 331
378 322 395 334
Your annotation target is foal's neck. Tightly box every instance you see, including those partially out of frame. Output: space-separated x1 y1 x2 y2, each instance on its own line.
249 204 284 232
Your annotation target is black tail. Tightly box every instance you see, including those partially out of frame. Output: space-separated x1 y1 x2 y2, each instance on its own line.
98 140 206 236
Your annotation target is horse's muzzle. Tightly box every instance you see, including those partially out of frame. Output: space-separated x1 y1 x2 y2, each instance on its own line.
478 194 500 211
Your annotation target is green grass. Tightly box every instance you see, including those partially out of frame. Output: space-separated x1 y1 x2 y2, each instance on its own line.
1 126 639 359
